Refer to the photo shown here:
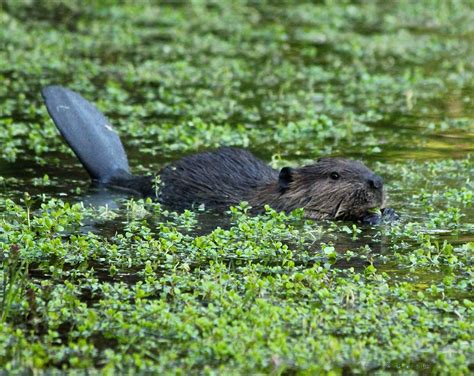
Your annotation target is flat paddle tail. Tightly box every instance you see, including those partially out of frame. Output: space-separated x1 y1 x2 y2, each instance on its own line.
41 85 130 183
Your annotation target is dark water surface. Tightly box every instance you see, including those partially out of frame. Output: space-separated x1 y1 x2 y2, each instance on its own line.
1 40 473 268
1 83 472 280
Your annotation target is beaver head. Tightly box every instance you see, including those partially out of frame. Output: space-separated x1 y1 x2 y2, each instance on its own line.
254 158 386 221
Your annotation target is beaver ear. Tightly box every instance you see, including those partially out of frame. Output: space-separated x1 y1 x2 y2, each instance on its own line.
278 167 293 192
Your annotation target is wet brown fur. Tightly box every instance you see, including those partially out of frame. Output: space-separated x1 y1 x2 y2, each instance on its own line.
156 148 385 220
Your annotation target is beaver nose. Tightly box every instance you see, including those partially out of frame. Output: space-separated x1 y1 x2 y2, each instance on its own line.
368 175 383 190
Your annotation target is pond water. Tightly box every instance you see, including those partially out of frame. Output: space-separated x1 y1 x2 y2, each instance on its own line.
0 1 473 373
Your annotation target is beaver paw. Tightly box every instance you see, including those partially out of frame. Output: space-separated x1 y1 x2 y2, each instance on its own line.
361 208 399 225
361 213 382 225
381 207 399 222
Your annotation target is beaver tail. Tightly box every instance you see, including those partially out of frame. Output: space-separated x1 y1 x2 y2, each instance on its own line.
42 86 154 196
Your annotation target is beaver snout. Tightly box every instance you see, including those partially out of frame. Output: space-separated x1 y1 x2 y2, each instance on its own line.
368 174 383 190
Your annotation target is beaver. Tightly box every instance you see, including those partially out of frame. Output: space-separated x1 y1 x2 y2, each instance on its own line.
41 86 397 224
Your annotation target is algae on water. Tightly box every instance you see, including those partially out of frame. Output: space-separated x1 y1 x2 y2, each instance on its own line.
0 0 473 373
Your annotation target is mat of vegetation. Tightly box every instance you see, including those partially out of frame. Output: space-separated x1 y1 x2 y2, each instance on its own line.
1 0 473 374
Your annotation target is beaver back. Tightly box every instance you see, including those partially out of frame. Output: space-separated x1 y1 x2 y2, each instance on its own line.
158 147 277 210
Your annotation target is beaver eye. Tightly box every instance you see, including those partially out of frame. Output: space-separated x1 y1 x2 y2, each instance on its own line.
330 172 340 180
